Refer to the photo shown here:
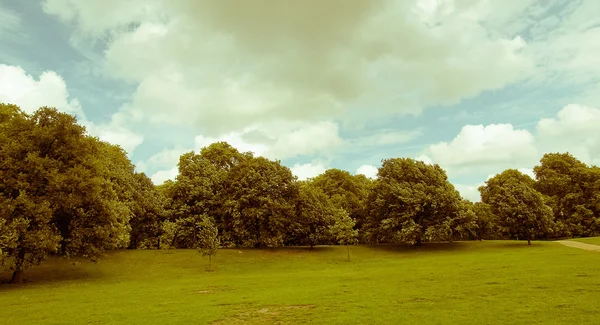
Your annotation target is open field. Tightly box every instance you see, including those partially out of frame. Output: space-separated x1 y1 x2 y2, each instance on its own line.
1 241 600 324
571 237 600 246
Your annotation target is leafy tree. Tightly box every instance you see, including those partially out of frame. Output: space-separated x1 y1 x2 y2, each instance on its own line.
330 210 358 261
311 169 371 230
471 202 498 240
196 216 219 271
0 104 135 282
222 156 299 247
128 173 166 249
534 153 600 237
365 158 464 245
289 183 338 248
480 169 554 245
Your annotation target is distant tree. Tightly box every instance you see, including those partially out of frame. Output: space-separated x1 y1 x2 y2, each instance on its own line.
290 183 338 248
196 216 219 271
471 202 498 240
128 172 166 249
222 156 299 247
480 169 554 245
330 210 358 261
0 104 135 283
311 169 372 231
364 158 464 246
534 152 600 237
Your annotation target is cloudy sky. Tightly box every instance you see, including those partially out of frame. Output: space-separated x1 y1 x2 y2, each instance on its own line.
1 0 599 201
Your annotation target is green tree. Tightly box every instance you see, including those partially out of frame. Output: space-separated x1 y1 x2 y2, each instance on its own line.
290 183 338 248
128 173 166 249
471 201 498 240
311 169 372 231
534 153 600 237
480 169 554 245
196 216 219 271
0 104 135 283
222 156 299 247
330 210 358 261
365 158 465 245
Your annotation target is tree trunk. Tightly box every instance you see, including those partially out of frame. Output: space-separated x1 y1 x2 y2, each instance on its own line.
527 239 531 245
208 255 212 272
346 244 350 262
10 269 24 284
415 237 422 246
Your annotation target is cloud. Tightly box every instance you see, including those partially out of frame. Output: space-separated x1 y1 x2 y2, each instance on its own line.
356 164 378 179
0 64 143 155
194 120 342 160
536 104 600 165
423 123 538 176
291 162 326 181
453 183 483 202
149 167 178 185
43 0 533 136
0 64 85 118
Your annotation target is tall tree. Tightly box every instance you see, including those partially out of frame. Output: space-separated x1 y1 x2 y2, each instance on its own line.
222 156 299 247
289 183 338 248
365 158 465 245
480 169 554 245
0 105 135 283
311 169 371 230
128 173 166 249
534 152 600 237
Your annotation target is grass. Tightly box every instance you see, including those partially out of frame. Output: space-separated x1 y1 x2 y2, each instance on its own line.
1 240 600 324
570 237 600 245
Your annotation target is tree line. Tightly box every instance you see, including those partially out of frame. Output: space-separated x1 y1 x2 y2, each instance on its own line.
1 104 599 283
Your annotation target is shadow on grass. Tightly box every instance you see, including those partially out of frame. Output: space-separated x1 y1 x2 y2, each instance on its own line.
364 241 474 254
0 258 104 289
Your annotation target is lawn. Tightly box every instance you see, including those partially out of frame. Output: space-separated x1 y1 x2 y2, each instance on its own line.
1 241 599 324
571 237 600 246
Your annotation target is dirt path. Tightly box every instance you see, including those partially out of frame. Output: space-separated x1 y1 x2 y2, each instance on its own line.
556 240 600 252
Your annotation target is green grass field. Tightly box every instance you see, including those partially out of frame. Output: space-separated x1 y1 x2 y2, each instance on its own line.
1 240 600 324
571 237 600 246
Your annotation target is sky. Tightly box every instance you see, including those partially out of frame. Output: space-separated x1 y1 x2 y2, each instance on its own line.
1 0 599 202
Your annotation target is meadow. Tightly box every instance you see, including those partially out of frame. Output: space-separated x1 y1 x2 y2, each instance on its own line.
572 237 600 246
1 240 600 324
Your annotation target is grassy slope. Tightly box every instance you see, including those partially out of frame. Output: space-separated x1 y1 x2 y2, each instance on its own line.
1 241 599 324
571 237 600 246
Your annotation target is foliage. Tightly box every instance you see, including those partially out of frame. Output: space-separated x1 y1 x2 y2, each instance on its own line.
480 169 554 244
533 152 600 237
289 183 338 247
222 156 299 247
471 202 499 240
365 158 465 245
128 173 166 249
311 169 372 231
0 104 136 282
196 216 219 271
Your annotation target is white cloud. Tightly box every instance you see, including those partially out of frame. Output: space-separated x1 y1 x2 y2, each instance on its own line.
415 154 434 165
356 164 378 179
0 64 85 118
453 183 483 202
291 162 326 181
43 0 533 135
0 64 143 155
149 167 178 185
135 146 189 174
536 104 600 165
424 123 538 176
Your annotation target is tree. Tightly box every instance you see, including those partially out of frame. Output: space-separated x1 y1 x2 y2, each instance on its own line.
196 216 219 271
471 202 498 240
480 169 554 245
0 105 135 282
290 183 338 248
364 158 465 245
128 173 166 249
311 169 372 231
330 210 358 261
222 156 299 247
534 153 600 237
